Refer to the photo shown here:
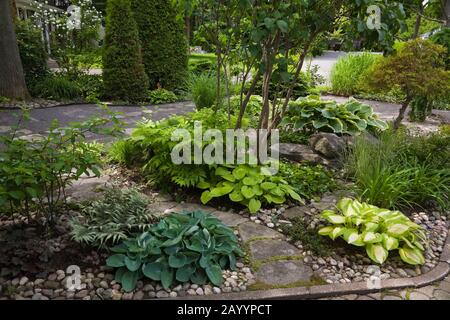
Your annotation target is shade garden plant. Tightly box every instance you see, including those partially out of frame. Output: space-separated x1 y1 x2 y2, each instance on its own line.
106 210 243 291
319 198 427 265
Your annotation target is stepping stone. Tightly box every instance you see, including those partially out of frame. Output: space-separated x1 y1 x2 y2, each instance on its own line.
433 289 450 300
171 203 217 214
255 260 313 286
238 222 285 243
0 126 11 133
282 206 311 220
249 239 301 261
210 211 247 227
408 291 430 300
149 201 179 215
66 176 110 202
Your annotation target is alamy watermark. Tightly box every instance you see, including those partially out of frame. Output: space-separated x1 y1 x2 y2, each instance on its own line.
170 122 280 174
366 5 382 30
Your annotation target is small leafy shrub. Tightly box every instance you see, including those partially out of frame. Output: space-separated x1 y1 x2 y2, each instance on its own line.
15 20 48 86
106 210 243 291
318 198 426 265
227 95 262 121
32 74 81 100
346 130 450 210
281 96 388 135
198 164 302 214
76 74 104 103
282 218 333 256
148 89 178 105
279 130 309 145
190 73 222 109
330 52 380 96
116 108 248 190
0 107 124 228
366 39 450 129
279 162 336 199
189 55 216 75
70 187 159 247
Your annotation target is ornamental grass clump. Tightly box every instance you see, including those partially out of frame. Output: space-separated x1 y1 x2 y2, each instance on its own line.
319 198 427 265
106 210 243 291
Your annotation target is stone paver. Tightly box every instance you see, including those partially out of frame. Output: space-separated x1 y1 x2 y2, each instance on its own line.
210 210 248 227
249 239 301 261
256 260 313 286
238 222 285 243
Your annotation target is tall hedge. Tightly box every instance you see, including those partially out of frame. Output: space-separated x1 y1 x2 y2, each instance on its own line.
103 0 148 103
131 0 188 91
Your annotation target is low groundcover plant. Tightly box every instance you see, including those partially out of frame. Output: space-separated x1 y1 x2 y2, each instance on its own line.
318 198 427 265
106 210 243 291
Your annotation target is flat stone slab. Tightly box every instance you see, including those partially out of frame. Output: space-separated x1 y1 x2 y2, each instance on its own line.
256 260 313 286
66 176 110 202
282 206 311 220
238 222 285 243
210 210 247 227
250 239 301 261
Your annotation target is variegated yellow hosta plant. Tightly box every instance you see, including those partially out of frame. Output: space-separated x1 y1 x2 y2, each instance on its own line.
318 198 427 265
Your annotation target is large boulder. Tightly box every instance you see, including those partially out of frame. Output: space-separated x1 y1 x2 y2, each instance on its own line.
273 143 331 166
309 133 346 159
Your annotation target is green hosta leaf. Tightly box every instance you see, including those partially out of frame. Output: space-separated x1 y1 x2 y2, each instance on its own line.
387 224 410 236
169 253 187 268
243 177 258 186
200 191 213 204
312 119 328 129
328 118 344 133
382 235 399 251
176 264 196 282
366 244 388 264
261 182 276 190
229 191 244 202
106 254 126 268
324 214 346 225
142 262 163 280
362 232 382 243
318 226 334 236
365 223 379 232
124 256 141 272
161 268 174 289
398 246 425 265
248 198 261 214
190 270 207 285
232 167 247 179
330 227 345 240
241 185 255 199
343 229 360 245
121 270 139 292
197 181 210 189
206 264 223 286
215 167 230 177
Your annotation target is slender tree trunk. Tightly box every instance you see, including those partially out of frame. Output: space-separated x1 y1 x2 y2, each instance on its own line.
412 4 423 39
0 0 30 99
393 96 413 131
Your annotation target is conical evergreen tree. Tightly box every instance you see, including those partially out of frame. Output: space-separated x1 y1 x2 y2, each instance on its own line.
131 0 188 91
103 0 149 103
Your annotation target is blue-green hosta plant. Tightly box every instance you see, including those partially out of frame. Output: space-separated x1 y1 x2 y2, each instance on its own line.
318 198 427 265
106 210 243 292
198 164 303 214
280 95 388 135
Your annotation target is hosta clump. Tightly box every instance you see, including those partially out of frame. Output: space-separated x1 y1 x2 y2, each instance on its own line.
280 95 387 135
318 198 427 265
198 164 302 214
70 187 159 247
106 210 243 291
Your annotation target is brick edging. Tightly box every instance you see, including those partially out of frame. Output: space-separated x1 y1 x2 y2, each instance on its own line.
177 229 450 300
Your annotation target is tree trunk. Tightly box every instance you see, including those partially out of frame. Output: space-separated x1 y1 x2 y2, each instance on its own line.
412 4 423 39
0 0 30 100
393 97 413 131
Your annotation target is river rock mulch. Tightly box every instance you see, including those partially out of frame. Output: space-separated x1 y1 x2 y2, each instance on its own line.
0 210 255 300
0 99 67 110
233 193 449 285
